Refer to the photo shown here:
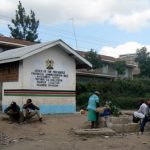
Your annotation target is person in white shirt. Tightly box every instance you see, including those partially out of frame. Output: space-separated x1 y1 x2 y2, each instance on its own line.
133 100 150 133
133 100 148 120
140 101 150 133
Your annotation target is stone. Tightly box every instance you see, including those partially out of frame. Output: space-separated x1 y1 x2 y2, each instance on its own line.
39 132 45 136
142 142 147 144
0 131 14 146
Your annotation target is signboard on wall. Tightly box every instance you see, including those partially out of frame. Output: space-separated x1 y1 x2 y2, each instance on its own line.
31 69 69 87
30 59 69 87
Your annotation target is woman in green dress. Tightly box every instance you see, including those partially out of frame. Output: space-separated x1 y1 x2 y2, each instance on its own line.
87 91 100 128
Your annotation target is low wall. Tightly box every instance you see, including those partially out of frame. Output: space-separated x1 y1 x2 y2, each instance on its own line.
106 116 150 133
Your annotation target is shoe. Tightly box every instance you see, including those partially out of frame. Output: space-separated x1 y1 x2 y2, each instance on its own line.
39 118 42 122
21 117 27 124
8 121 13 124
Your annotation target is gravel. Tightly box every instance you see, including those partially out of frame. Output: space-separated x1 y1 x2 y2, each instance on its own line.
0 132 17 146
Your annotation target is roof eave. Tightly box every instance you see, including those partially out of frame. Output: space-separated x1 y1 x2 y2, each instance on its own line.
0 57 21 64
0 41 26 47
0 39 92 68
77 71 117 78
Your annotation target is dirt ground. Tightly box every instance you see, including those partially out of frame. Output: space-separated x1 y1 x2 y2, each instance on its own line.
0 113 150 150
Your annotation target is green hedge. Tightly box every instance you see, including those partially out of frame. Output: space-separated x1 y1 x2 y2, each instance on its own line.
76 79 150 110
111 97 149 109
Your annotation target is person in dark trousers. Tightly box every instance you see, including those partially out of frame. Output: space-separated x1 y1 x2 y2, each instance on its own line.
140 101 150 133
4 102 21 123
23 99 42 122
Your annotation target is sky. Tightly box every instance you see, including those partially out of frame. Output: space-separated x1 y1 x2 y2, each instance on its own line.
1 0 150 58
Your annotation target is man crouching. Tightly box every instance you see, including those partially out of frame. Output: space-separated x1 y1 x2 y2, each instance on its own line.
4 102 21 123
23 99 42 122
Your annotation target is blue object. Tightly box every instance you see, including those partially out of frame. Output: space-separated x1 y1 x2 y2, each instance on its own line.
87 94 100 111
100 108 110 117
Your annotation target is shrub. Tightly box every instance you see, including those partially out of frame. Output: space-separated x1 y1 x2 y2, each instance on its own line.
76 79 150 110
76 92 91 110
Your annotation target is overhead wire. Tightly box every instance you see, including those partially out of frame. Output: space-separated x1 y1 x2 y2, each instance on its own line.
0 15 121 51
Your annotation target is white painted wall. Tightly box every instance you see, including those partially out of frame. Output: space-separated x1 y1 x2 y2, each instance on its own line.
2 46 76 113
23 46 75 90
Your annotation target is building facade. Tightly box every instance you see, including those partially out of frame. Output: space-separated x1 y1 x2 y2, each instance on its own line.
119 54 140 75
0 40 91 114
76 51 135 82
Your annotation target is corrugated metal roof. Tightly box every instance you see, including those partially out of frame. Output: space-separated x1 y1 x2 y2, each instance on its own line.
0 41 53 61
0 39 92 68
0 36 34 46
76 50 116 62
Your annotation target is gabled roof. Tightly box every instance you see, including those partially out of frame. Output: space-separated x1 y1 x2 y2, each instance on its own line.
76 50 116 62
76 50 135 68
0 39 92 68
0 36 33 47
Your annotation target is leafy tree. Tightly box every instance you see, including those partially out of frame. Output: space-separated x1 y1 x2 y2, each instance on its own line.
8 1 39 42
113 60 126 77
85 49 103 69
135 47 150 78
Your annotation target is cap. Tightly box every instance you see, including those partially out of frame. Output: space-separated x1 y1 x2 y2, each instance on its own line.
11 101 16 105
95 91 100 95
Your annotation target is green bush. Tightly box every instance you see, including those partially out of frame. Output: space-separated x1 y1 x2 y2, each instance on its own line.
76 92 92 110
76 79 150 110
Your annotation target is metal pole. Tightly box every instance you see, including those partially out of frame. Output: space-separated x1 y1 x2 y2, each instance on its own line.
70 18 78 50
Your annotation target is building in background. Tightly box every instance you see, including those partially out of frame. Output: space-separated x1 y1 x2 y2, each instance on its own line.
0 36 34 106
0 35 33 52
0 36 136 111
77 51 135 83
0 39 91 114
119 54 140 75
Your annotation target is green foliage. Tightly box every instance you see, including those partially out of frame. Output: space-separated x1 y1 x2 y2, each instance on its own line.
8 1 39 42
110 105 121 116
135 47 150 78
76 79 150 110
85 49 103 69
76 92 91 110
105 101 121 116
113 60 126 77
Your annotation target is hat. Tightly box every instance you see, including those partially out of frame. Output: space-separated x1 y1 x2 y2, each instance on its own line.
11 101 16 105
94 91 100 95
147 101 150 105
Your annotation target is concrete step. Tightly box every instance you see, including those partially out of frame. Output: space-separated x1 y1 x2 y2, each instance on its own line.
74 128 116 136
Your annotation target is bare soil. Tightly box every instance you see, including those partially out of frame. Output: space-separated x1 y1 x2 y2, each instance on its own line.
0 113 150 150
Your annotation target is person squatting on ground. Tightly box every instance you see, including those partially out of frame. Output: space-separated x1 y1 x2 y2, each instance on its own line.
87 91 100 128
4 101 21 123
23 99 42 122
133 100 150 133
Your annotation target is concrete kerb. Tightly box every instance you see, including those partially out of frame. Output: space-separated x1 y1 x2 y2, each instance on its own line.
74 128 116 136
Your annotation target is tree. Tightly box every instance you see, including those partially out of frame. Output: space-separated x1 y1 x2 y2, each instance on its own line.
135 47 150 78
85 49 103 69
113 60 126 77
8 1 39 42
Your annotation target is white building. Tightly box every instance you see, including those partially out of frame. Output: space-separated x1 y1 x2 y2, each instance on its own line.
0 40 92 114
